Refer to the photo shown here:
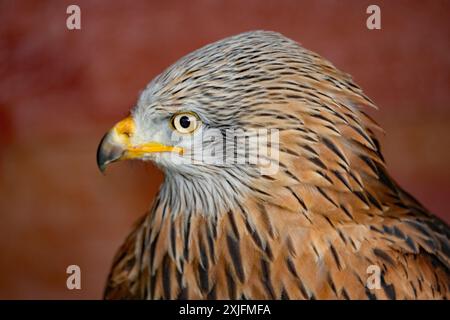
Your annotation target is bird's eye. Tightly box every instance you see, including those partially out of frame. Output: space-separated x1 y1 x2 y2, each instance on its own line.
171 112 200 134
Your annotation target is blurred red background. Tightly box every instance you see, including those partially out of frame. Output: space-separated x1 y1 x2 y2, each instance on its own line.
0 0 449 299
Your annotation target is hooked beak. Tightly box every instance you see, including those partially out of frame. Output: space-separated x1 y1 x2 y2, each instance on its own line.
96 116 183 173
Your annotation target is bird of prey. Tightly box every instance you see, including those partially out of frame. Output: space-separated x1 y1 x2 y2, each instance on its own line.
97 31 449 299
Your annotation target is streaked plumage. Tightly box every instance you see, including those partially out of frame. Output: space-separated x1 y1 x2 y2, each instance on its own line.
98 31 450 299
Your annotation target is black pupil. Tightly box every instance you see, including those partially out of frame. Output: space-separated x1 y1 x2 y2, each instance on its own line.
179 115 191 129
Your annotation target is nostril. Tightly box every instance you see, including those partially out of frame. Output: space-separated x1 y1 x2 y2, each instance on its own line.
118 128 132 138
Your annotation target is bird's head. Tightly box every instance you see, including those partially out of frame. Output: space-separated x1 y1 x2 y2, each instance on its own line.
97 31 380 216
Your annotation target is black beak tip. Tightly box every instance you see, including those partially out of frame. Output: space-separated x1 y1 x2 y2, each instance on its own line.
97 162 107 174
96 132 124 174
96 133 109 174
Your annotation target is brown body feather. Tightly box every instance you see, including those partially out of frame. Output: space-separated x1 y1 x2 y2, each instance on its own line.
103 31 449 299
